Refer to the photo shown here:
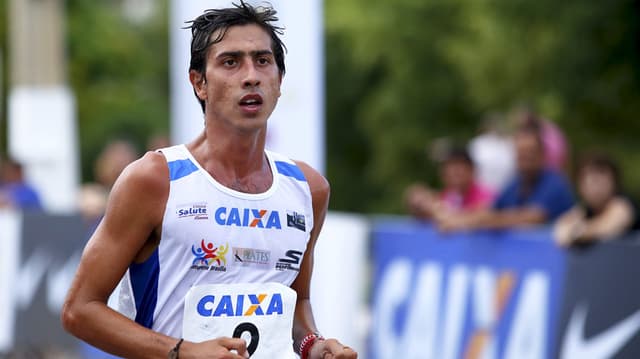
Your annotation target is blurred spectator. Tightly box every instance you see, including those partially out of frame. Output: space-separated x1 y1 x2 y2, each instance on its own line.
554 152 640 247
77 139 138 224
0 157 43 210
405 147 494 219
146 132 171 151
436 126 574 231
468 112 516 192
77 183 109 224
94 139 139 190
512 105 569 172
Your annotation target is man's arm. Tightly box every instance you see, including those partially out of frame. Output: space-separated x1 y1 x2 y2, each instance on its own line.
62 152 180 358
291 161 357 359
62 152 247 359
436 206 547 231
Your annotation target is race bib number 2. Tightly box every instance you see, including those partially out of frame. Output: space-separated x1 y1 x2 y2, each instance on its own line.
183 282 297 358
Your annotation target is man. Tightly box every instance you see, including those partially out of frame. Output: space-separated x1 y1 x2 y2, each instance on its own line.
436 126 574 230
0 157 42 210
62 3 357 359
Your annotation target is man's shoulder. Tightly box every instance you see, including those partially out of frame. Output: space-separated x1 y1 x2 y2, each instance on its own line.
266 150 327 185
128 151 168 176
114 151 169 194
538 169 571 189
291 160 329 192
498 176 521 196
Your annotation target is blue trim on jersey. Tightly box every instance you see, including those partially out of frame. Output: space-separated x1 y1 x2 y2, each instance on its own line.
130 249 159 329
167 159 198 181
275 161 307 181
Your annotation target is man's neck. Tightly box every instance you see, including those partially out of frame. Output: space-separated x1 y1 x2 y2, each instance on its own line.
187 124 272 192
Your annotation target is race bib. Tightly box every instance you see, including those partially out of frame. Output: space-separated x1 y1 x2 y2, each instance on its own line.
183 282 297 358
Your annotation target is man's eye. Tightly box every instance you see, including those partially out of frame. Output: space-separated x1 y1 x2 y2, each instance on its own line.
257 58 270 65
224 59 237 66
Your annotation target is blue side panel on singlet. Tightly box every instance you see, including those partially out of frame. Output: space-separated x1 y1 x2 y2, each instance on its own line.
130 249 160 329
167 159 198 181
275 161 307 182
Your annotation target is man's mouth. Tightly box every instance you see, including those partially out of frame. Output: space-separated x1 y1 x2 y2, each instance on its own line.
239 94 263 107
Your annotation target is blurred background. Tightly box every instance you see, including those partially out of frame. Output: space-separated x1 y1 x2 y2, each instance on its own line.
1 0 640 358
1 0 639 213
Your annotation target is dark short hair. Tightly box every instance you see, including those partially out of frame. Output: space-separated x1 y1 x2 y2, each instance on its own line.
442 147 474 168
577 152 622 192
185 1 286 113
515 124 545 154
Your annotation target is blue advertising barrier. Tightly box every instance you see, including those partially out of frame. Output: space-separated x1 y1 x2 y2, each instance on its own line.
371 220 568 359
371 219 640 359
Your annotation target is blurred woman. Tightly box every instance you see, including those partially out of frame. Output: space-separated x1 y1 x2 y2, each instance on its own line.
554 152 640 246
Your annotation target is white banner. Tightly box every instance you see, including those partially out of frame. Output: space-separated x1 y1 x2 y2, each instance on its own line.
7 86 79 213
0 210 21 352
311 212 369 355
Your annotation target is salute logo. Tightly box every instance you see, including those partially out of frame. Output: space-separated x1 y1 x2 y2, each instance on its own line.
191 239 228 272
177 202 209 220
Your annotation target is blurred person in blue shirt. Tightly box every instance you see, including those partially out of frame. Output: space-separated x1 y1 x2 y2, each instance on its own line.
435 125 574 231
0 157 42 210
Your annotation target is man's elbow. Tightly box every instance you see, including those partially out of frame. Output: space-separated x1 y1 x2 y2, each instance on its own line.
61 299 83 336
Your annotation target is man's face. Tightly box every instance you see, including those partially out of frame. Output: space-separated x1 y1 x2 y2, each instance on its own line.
515 132 544 177
195 24 282 132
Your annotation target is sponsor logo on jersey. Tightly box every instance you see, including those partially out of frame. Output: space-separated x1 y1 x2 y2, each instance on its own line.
214 207 282 229
196 293 284 317
177 202 209 220
286 211 306 232
275 250 303 272
191 239 228 272
233 247 271 268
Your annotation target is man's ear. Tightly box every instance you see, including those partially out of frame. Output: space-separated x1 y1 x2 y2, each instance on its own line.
189 70 207 100
277 72 283 98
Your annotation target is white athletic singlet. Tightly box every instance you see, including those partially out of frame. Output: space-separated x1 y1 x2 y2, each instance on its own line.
111 144 313 357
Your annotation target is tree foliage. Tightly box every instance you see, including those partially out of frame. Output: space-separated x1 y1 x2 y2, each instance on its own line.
3 0 640 213
67 0 169 181
325 0 640 213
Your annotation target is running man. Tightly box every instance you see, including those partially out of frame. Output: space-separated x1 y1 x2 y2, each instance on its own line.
62 2 357 358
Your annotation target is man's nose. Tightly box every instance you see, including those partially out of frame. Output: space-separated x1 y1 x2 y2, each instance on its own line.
243 63 261 88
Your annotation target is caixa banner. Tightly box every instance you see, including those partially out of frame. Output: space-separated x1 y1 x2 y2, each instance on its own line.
370 220 640 359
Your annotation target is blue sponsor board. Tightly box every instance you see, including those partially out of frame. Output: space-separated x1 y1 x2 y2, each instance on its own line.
370 220 567 359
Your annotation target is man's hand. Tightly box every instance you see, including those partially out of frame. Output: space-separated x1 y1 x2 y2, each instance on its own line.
434 212 475 232
308 338 358 359
180 337 249 359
